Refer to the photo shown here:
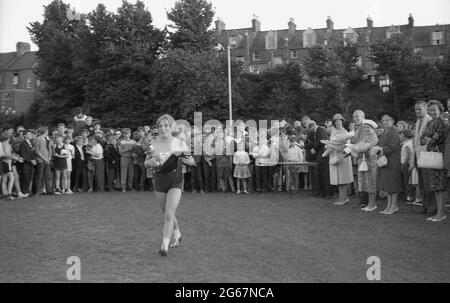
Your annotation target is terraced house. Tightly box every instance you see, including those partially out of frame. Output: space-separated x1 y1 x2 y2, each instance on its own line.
0 42 39 115
215 14 449 85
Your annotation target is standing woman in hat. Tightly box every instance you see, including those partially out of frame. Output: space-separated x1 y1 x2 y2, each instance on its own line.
145 114 195 256
371 113 402 215
348 120 379 211
327 114 354 205
421 100 448 222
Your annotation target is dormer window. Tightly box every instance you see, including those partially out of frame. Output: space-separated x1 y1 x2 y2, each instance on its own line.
26 77 32 89
265 30 278 50
343 28 358 46
303 28 317 48
432 31 443 45
386 26 401 39
253 52 260 61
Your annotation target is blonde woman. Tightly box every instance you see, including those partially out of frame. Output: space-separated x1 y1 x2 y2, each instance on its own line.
145 114 195 256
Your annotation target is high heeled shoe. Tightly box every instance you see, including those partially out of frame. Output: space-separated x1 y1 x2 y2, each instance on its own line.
170 235 182 248
158 248 168 257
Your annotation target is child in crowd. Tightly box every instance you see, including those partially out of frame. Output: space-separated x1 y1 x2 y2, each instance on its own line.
285 135 304 192
399 129 415 202
63 135 74 194
53 134 68 194
233 142 250 194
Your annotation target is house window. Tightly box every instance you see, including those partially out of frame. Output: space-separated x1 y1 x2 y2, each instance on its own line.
379 75 390 93
236 56 245 63
229 35 239 47
26 77 32 89
253 52 260 61
1 92 12 100
290 50 298 58
13 73 19 86
432 31 443 45
251 65 260 74
273 57 283 66
414 48 423 55
36 79 41 87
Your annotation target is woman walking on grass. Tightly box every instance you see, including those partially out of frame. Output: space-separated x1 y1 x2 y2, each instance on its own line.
145 114 194 257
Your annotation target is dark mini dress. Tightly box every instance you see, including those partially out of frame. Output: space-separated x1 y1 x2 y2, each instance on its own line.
54 145 68 171
154 153 184 193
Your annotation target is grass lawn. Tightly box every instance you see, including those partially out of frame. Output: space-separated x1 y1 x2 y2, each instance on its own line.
0 191 449 282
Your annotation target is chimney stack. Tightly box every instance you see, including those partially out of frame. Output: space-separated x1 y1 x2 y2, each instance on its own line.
16 42 30 57
367 15 373 29
252 15 261 33
326 16 334 32
288 18 296 36
408 13 414 29
215 18 226 34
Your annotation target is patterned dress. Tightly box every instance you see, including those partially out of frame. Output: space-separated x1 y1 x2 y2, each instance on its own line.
354 130 379 194
420 117 449 192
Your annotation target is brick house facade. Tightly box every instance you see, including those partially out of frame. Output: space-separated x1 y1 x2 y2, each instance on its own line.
0 42 39 114
215 15 449 81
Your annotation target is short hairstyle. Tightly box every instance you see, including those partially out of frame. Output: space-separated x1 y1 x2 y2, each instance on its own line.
399 129 414 139
24 129 36 135
57 123 65 128
122 128 131 134
54 133 63 139
415 100 428 108
37 127 48 135
427 100 444 113
74 136 83 143
353 110 365 118
92 134 102 142
156 114 176 130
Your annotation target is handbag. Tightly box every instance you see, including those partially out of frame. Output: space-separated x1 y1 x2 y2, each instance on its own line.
358 153 368 172
417 146 444 170
377 150 388 168
329 150 339 166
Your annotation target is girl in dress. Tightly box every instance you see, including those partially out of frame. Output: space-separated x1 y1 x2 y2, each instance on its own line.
53 134 68 194
64 135 75 194
233 142 251 194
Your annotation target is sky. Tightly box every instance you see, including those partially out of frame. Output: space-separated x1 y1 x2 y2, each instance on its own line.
1 0 450 52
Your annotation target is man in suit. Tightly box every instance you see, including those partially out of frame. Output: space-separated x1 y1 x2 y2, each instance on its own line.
34 127 53 196
19 129 36 195
72 136 86 192
104 134 121 191
412 101 433 210
309 120 333 198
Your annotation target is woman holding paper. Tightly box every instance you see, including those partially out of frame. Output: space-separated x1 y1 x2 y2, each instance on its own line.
145 114 195 256
325 114 354 205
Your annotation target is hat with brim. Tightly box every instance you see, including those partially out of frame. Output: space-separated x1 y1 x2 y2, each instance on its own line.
332 113 345 123
363 119 378 129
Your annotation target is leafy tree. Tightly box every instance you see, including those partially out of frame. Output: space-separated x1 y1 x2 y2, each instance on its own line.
150 49 241 122
166 0 216 52
28 0 88 124
369 34 420 113
304 46 348 114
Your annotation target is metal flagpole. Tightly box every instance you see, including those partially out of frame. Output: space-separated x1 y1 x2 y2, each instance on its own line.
227 44 233 125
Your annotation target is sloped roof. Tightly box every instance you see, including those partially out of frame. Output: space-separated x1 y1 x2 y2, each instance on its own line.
5 52 38 70
0 52 17 70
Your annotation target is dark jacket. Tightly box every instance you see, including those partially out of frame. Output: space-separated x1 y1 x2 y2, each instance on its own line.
19 140 35 164
104 144 120 169
72 144 86 168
